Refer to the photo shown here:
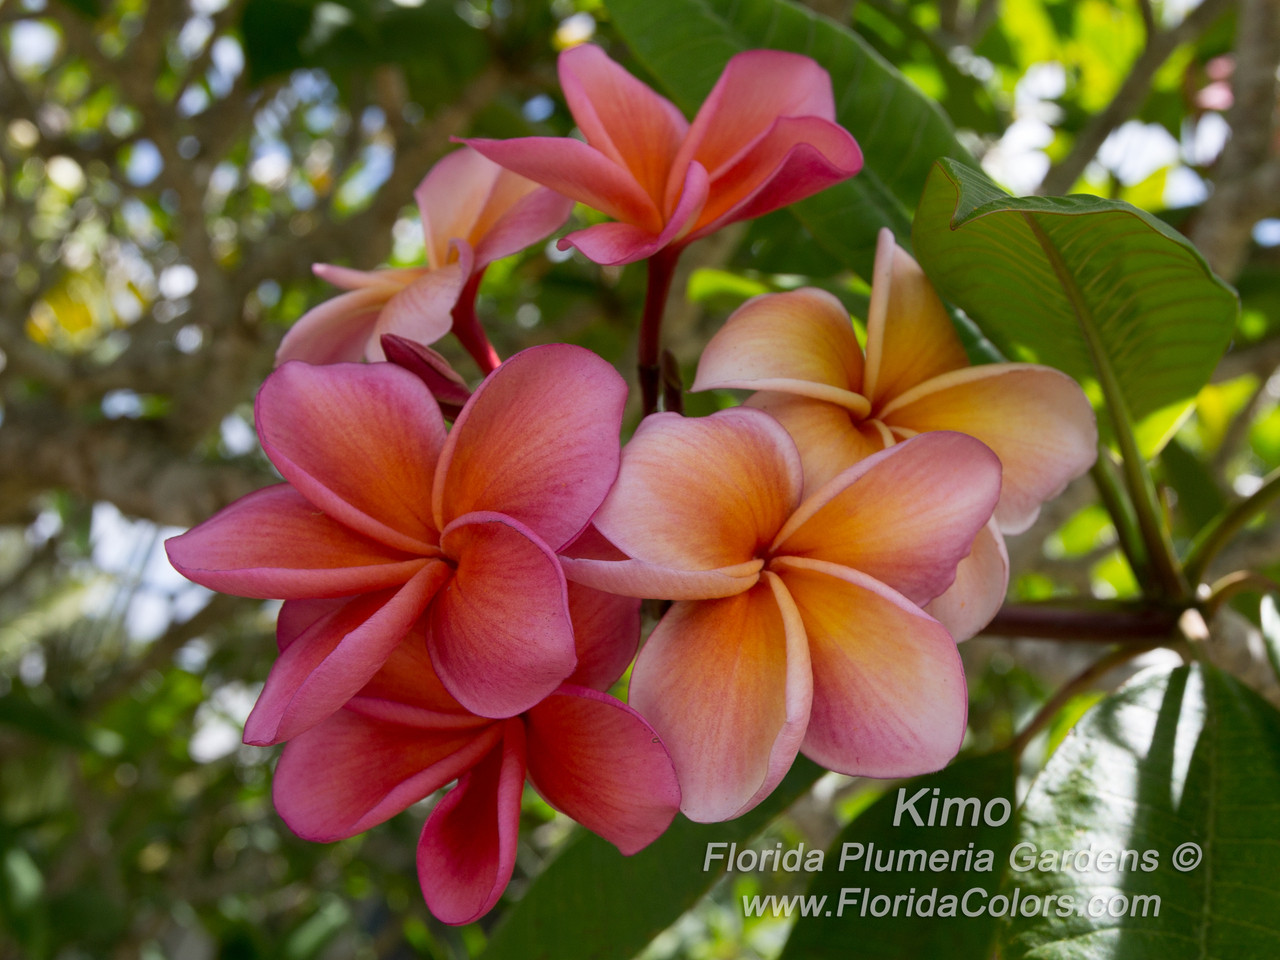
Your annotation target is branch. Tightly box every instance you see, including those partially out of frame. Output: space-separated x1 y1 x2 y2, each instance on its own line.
1039 0 1234 196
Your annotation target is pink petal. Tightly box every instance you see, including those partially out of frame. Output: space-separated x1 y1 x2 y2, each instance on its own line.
560 554 762 601
690 116 862 238
354 622 476 718
415 147 504 269
464 135 662 232
558 161 710 266
667 49 837 209
275 286 390 366
165 484 427 599
366 257 471 359
272 707 501 841
592 408 802 577
746 391 886 494
418 724 526 925
774 558 967 777
312 263 426 290
256 362 446 553
243 562 451 745
691 287 867 412
628 574 811 822
564 581 641 691
558 44 688 214
924 520 1009 642
881 364 1098 534
470 183 575 270
863 229 970 407
380 335 472 417
429 512 576 718
773 432 1002 606
525 685 680 853
433 344 627 550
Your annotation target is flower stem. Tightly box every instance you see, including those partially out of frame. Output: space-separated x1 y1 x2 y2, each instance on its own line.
639 248 681 416
1183 465 1280 585
982 601 1182 641
451 270 502 375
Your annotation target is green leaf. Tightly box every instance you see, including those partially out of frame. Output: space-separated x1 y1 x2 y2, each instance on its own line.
479 757 825 960
605 0 975 274
1000 663 1280 960
913 157 1239 456
779 751 1018 960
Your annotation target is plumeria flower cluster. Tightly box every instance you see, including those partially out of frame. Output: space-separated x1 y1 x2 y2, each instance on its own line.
166 42 1096 924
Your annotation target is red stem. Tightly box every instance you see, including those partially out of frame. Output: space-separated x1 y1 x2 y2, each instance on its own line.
639 247 682 415
451 269 502 375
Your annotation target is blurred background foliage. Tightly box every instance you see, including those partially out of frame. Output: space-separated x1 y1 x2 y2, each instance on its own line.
2 0 1280 956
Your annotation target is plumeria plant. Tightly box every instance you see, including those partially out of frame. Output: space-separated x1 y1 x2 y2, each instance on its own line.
162 22 1278 960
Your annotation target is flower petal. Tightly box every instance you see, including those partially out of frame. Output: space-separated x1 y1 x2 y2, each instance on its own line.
629 574 811 822
429 512 576 718
773 432 1001 606
272 706 500 841
774 558 967 777
880 364 1098 534
592 408 802 574
564 581 641 691
434 344 627 550
470 183 575 270
415 147 500 268
165 484 426 599
257 362 446 553
418 724 526 925
863 229 969 407
559 161 709 266
464 135 661 232
924 520 1009 642
558 43 688 213
525 685 680 853
365 258 470 359
560 554 762 600
745 391 887 494
669 49 837 207
692 287 867 412
243 562 451 745
690 116 862 237
275 286 390 366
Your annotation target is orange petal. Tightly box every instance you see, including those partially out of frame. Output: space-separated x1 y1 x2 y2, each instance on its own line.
881 363 1098 534
773 432 1001 606
692 288 867 413
863 228 969 407
924 520 1009 641
746 392 886 494
628 574 811 822
592 408 802 574
775 558 966 777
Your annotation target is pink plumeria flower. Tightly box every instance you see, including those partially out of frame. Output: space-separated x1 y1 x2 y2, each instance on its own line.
464 44 863 266
276 147 574 366
271 613 677 925
166 344 627 740
692 229 1098 639
563 411 1002 822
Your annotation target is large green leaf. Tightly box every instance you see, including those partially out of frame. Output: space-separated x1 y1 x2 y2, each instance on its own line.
780 750 1018 960
480 757 824 960
913 158 1238 453
1000 663 1280 960
605 0 974 274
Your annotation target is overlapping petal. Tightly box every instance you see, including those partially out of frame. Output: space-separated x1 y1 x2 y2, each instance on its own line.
418 726 526 925
774 432 1002 606
564 581 641 691
923 520 1009 642
256 362 446 553
591 408 802 573
275 285 399 365
773 559 966 777
430 512 575 718
629 576 811 822
881 364 1098 534
434 344 627 550
524 685 680 853
746 391 887 493
165 485 426 599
